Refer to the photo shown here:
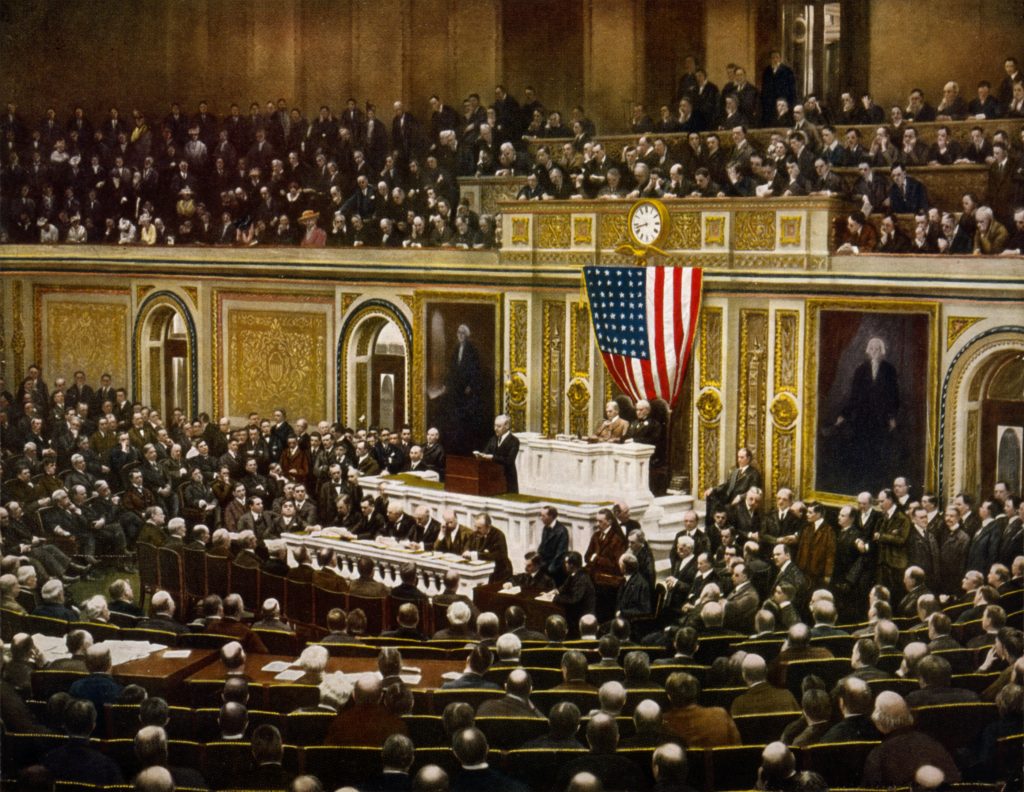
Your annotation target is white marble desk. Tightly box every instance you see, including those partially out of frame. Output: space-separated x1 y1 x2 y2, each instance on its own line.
516 432 654 502
281 532 495 595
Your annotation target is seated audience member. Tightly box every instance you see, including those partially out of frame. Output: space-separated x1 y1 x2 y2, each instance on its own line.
48 629 92 671
592 680 627 717
619 698 671 747
383 601 428 641
205 593 268 652
108 578 144 618
324 673 408 746
504 604 546 642
651 742 693 792
134 725 207 790
443 643 500 690
477 667 544 719
557 713 638 792
821 676 882 743
33 578 78 621
862 691 960 787
450 726 527 792
758 742 798 792
553 649 597 692
218 701 249 740
663 670 741 747
769 622 833 685
239 724 295 790
730 653 799 716
253 597 293 633
433 600 480 641
350 556 390 598
295 645 330 685
545 614 569 645
322 608 359 644
785 688 833 747
654 626 701 665
906 654 979 707
364 733 416 791
491 632 523 669
68 644 124 712
623 650 653 688
391 562 428 602
523 701 585 749
414 764 450 792
42 699 123 785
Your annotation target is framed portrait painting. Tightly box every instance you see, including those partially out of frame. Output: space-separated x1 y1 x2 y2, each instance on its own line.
802 300 940 503
412 291 503 456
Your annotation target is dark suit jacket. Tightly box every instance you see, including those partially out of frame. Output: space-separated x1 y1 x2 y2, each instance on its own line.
820 714 881 743
555 570 597 631
43 738 123 785
441 671 500 690
709 465 762 508
204 617 268 653
477 693 544 718
465 527 513 583
483 432 520 493
616 574 651 618
452 766 529 792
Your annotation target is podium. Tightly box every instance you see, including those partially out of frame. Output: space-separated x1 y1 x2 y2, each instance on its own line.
446 455 507 496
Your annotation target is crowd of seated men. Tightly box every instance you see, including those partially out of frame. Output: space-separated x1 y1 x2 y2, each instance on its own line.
4 51 1024 250
3 365 1024 789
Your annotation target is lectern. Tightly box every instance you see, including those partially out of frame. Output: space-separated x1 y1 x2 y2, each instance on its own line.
446 455 507 496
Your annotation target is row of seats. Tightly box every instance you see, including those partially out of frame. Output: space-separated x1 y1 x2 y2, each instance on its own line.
4 730 1020 791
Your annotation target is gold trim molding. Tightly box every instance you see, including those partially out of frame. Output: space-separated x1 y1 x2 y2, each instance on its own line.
946 315 984 350
698 307 723 388
737 309 769 462
773 310 800 393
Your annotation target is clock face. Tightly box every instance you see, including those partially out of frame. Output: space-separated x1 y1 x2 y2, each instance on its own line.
630 202 663 246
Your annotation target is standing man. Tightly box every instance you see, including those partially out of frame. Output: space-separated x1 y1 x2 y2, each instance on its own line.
873 489 911 593
794 502 836 592
585 508 627 621
537 505 569 586
761 50 797 126
476 414 519 494
704 447 762 515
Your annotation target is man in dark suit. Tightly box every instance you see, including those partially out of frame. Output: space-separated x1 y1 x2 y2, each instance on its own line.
67 645 124 713
537 505 569 585
363 733 415 792
821 677 881 743
556 713 639 792
476 667 544 718
704 447 762 515
624 399 662 464
554 552 597 636
761 51 797 124
463 512 513 583
477 414 519 494
204 593 268 653
730 653 799 716
509 552 555 591
769 543 808 614
42 699 123 786
614 552 652 620
887 163 929 214
442 644 501 690
450 727 528 791
724 563 760 634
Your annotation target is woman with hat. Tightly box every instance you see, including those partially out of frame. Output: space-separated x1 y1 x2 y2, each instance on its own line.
299 208 326 247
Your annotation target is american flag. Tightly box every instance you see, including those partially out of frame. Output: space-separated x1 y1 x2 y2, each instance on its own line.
584 265 703 409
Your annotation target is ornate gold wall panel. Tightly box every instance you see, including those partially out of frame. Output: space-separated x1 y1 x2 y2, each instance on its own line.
567 379 590 437
947 315 984 350
699 423 720 495
599 214 627 249
698 307 723 388
541 300 566 435
733 211 776 250
538 214 571 248
225 309 327 420
35 287 130 385
570 303 591 378
666 211 702 249
11 280 25 376
507 300 529 431
770 392 799 494
964 409 979 496
737 309 769 463
774 310 799 394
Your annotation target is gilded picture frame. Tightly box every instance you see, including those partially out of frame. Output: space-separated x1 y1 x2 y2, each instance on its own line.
801 298 940 505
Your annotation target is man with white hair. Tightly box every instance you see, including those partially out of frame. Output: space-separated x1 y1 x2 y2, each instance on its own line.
492 632 522 669
477 414 519 493
33 578 78 621
433 600 479 640
862 691 960 786
592 401 628 443
730 653 798 716
139 591 190 634
253 598 293 633
81 595 110 624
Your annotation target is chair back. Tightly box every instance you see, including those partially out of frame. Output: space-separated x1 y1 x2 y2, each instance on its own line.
866 677 918 697
285 576 314 625
178 632 235 650
782 657 853 699
24 612 71 637
694 634 738 664
475 716 549 749
700 686 746 710
201 741 256 789
252 628 300 655
649 662 708 686
303 746 379 789
31 669 87 700
1 732 69 775
520 646 568 668
346 594 387 635
312 584 347 628
284 711 335 744
587 664 625 686
430 687 504 714
913 701 999 755
230 562 260 606
1 608 26 641
931 646 977 674
996 731 1024 780
531 688 599 717
182 548 207 601
260 571 287 605
157 547 183 599
120 627 179 646
315 640 379 658
810 633 856 657
266 684 320 712
206 553 231 597
71 620 120 641
708 744 767 791
504 748 589 790
952 671 1001 693
402 715 445 748
799 740 880 787
734 711 802 744
107 610 141 629
137 542 161 599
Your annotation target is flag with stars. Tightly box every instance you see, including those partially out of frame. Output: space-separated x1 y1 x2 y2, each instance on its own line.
583 265 703 409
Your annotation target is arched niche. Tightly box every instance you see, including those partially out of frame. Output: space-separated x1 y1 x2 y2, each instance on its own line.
940 327 1024 498
132 291 198 419
337 300 412 431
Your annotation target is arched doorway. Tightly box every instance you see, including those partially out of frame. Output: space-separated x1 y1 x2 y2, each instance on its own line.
338 302 411 432
133 293 197 420
942 329 1024 498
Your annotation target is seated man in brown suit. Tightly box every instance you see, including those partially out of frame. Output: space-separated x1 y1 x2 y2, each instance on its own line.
662 670 741 747
323 673 408 746
204 593 268 653
476 667 545 718
348 557 389 598
767 622 833 686
730 653 799 716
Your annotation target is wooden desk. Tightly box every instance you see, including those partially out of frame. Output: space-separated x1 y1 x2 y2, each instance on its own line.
115 648 218 699
185 653 461 692
474 582 564 632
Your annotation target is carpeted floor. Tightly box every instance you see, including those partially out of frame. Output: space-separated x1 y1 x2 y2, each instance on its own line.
66 566 141 611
